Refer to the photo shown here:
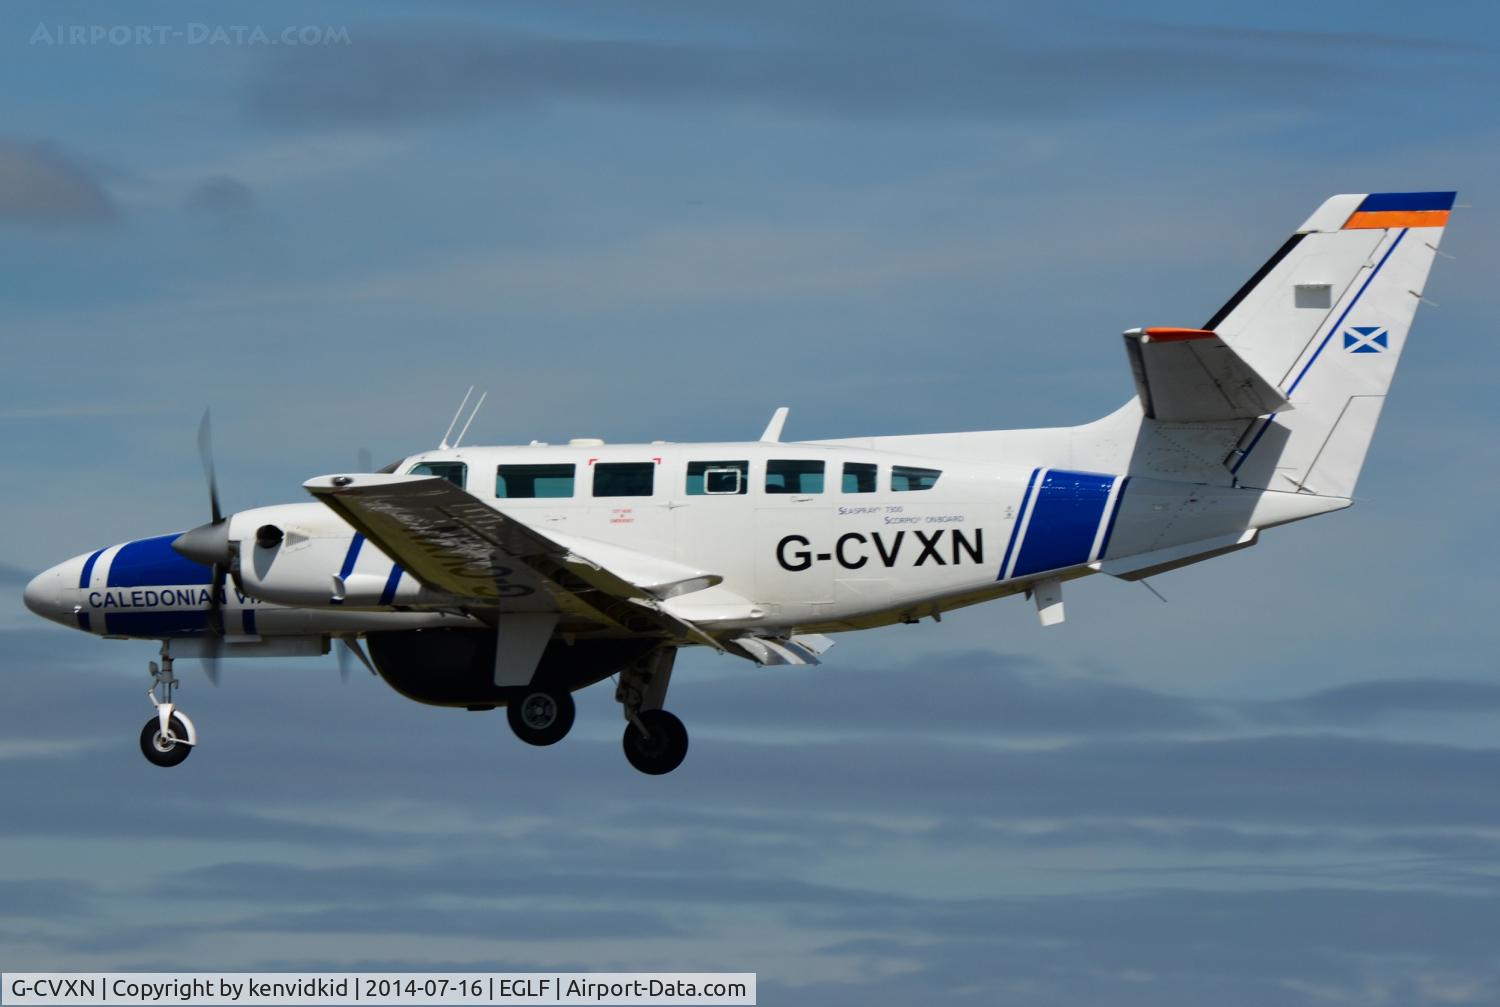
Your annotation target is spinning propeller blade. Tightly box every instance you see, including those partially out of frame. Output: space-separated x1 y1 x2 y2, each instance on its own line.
177 409 233 685
197 409 223 525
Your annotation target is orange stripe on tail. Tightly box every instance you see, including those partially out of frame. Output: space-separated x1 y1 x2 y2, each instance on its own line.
1344 209 1450 229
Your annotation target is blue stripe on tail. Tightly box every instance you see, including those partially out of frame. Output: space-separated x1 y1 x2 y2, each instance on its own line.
998 468 1040 581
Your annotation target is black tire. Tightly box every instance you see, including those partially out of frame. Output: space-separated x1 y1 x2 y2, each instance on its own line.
139 715 193 768
507 688 575 746
622 709 689 775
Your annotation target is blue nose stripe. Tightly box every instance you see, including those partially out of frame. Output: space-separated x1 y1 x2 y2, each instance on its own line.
104 611 212 637
78 548 104 589
107 534 214 588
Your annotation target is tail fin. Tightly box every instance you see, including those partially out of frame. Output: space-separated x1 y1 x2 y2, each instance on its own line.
1214 191 1454 497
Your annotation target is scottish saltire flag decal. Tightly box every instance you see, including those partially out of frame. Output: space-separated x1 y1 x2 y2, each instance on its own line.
1343 326 1388 353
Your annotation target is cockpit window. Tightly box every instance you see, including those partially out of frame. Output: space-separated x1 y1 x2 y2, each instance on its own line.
409 461 467 488
891 465 941 492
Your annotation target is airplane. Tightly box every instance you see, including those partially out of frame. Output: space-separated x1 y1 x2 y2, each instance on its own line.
22 191 1454 775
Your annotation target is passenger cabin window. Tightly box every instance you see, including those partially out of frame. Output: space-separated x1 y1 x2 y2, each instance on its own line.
891 465 941 492
497 463 575 499
409 461 467 488
593 461 655 497
766 459 825 494
842 462 877 494
686 460 748 495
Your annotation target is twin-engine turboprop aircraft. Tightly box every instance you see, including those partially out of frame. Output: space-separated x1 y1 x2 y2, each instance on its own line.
23 192 1454 774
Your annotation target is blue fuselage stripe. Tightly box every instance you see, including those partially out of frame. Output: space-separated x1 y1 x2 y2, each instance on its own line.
104 611 211 638
242 609 257 635
339 534 365 579
379 564 403 606
78 549 104 589
998 468 1041 581
1012 470 1116 579
108 535 214 588
1097 477 1130 560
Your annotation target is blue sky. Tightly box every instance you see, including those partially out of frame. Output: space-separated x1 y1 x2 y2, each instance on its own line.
1 1 1498 1002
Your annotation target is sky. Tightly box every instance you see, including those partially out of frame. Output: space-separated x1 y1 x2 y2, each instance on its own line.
1 0 1498 1003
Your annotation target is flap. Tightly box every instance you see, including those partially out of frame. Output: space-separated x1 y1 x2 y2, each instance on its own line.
1123 327 1290 422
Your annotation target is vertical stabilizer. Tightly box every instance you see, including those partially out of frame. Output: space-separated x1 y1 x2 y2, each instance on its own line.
1214 192 1454 497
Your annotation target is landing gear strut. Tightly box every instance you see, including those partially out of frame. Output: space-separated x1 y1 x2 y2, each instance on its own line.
140 642 197 768
616 647 688 775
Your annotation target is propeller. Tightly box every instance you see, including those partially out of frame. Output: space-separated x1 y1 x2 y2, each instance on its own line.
332 448 379 683
173 409 235 684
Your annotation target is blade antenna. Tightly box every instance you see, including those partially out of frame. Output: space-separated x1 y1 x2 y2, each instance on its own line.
439 387 474 450
453 390 487 448
338 634 377 676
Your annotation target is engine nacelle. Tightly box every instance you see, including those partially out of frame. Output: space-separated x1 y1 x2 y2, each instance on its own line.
230 503 433 608
365 628 661 708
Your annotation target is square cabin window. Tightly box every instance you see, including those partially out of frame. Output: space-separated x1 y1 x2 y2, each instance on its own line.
766 459 825 494
842 462 877 494
686 460 748 495
891 465 942 492
593 461 655 497
409 461 467 489
497 464 575 499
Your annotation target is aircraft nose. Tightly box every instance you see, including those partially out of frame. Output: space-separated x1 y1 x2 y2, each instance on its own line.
22 556 85 628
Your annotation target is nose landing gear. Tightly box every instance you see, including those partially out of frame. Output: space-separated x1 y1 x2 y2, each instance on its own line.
141 643 197 768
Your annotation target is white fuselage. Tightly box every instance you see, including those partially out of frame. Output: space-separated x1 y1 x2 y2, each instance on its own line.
24 425 1348 645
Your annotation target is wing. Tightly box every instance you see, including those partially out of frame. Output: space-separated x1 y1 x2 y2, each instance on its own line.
303 473 725 648
1123 327 1290 422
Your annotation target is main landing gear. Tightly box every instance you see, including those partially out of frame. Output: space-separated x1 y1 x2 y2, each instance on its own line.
141 643 197 768
506 686 576 746
617 648 688 775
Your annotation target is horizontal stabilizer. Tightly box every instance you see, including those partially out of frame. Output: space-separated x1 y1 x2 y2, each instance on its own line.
1090 530 1257 581
1123 327 1290 422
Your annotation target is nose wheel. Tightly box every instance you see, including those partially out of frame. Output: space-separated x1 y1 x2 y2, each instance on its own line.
140 714 192 767
142 643 197 768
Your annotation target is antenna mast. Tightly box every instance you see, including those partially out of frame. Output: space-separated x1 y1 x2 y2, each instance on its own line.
439 387 474 450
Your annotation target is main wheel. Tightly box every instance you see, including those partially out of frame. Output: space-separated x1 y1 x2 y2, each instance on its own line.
507 688 575 746
139 715 193 768
622 709 689 775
